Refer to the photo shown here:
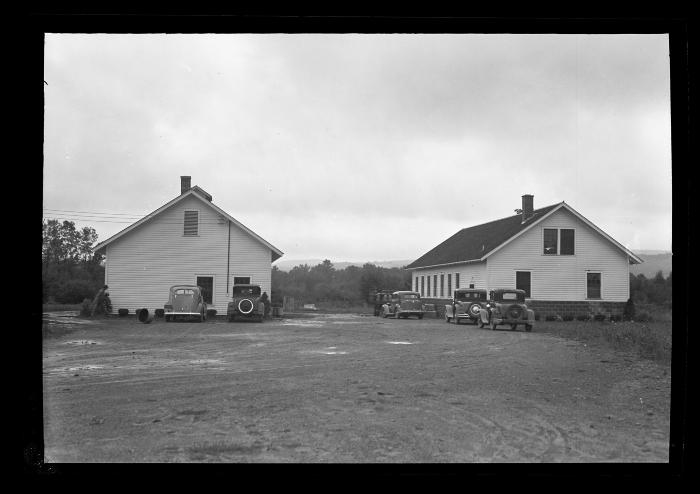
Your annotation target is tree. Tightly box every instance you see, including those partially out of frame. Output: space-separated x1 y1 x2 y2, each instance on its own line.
42 219 103 303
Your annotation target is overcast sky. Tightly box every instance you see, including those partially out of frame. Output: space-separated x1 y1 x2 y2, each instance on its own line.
43 33 672 263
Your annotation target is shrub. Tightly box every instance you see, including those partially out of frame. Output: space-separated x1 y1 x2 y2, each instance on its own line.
80 298 92 317
534 313 541 321
576 314 590 321
118 308 129 317
155 309 165 318
593 314 607 322
623 298 636 321
636 310 654 322
54 279 98 304
563 314 574 321
207 309 217 317
545 315 558 322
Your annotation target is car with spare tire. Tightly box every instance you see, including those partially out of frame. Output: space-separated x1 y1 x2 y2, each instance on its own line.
445 288 488 324
478 288 534 332
227 284 264 322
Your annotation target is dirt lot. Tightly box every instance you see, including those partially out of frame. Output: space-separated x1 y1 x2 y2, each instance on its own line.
41 312 671 463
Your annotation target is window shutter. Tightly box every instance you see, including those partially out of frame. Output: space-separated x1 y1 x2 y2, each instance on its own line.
184 211 199 236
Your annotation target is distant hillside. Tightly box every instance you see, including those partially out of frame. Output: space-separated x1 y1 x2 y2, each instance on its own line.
630 252 672 278
273 259 413 272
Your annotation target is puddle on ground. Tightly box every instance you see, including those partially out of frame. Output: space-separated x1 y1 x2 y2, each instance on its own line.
43 312 95 323
305 348 349 355
65 340 101 346
386 341 416 345
281 319 325 327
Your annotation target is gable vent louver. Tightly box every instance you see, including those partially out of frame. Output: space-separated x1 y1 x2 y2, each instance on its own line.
184 210 199 236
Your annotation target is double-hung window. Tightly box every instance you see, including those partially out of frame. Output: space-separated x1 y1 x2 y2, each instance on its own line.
543 228 575 255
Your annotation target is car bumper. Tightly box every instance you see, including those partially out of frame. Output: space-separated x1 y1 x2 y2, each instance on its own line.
165 311 201 316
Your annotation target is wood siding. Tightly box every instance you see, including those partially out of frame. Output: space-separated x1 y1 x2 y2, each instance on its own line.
412 262 487 297
104 194 273 313
486 208 630 302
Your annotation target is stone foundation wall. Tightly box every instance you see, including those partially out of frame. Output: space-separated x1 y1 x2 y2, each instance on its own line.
526 300 625 320
422 298 626 321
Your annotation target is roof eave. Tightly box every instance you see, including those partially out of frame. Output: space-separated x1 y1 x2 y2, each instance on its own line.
405 258 485 270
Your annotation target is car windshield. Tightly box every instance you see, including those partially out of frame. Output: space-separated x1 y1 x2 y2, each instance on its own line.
500 292 522 301
399 293 419 300
456 292 486 301
233 286 261 296
174 288 197 296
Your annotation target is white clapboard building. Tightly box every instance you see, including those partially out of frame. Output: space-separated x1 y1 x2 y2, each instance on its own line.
406 195 643 319
94 176 283 314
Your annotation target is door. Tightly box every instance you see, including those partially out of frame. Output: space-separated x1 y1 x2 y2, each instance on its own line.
516 271 531 298
196 276 214 305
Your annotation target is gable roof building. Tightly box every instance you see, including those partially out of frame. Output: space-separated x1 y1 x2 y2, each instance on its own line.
407 195 642 319
94 176 283 314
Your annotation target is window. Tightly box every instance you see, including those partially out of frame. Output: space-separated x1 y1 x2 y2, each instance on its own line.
560 229 575 255
455 273 460 289
447 274 452 296
233 276 251 285
433 275 437 297
587 272 601 299
440 274 444 297
427 276 431 297
543 228 557 254
420 276 424 297
544 228 575 255
469 283 474 289
196 276 213 304
415 277 419 292
184 210 199 236
516 271 531 298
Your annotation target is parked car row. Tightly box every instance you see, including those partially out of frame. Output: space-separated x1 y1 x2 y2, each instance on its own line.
373 287 534 332
163 283 267 323
159 283 534 331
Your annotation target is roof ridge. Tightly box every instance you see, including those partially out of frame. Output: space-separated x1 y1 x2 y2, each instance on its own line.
455 202 562 232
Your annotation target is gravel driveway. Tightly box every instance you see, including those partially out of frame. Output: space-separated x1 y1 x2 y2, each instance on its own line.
41 313 671 463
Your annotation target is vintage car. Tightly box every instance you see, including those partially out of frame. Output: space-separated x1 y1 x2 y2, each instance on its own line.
371 290 394 316
445 288 488 324
478 288 534 332
227 284 264 322
164 285 207 322
381 291 424 319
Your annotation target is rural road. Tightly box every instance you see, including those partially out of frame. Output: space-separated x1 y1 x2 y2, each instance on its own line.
41 312 671 463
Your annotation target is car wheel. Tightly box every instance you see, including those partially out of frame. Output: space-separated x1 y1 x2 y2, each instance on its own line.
511 323 517 331
165 315 171 322
445 314 451 323
418 314 423 319
490 319 497 331
525 324 533 332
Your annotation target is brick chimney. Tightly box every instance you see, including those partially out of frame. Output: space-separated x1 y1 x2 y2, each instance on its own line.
522 194 534 222
180 176 191 195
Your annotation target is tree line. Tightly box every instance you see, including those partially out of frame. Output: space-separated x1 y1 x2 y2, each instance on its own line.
42 219 105 304
629 271 672 308
271 259 412 307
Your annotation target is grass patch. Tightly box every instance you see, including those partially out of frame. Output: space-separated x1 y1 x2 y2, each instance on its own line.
536 320 672 363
